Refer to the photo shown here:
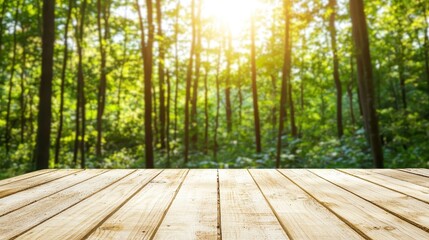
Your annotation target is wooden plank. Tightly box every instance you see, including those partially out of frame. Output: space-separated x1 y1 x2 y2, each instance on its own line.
371 169 429 188
0 169 55 186
311 169 429 232
0 169 107 217
279 169 429 239
219 169 288 240
0 169 135 239
0 169 80 198
400 168 429 178
86 169 188 239
249 169 363 239
340 169 429 203
15 169 161 240
153 169 218 240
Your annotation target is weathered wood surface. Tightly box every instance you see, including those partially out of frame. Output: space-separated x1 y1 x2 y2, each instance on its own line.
0 169 427 239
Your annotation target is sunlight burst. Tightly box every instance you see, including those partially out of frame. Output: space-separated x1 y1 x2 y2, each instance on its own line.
203 0 261 34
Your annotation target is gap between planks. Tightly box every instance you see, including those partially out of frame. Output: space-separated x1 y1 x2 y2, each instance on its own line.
311 169 429 233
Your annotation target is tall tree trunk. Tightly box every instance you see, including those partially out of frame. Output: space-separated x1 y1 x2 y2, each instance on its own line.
166 70 171 165
250 16 262 153
349 0 384 168
73 0 87 168
271 75 277 134
190 0 201 147
276 0 292 168
116 4 129 124
173 1 180 142
55 0 73 165
96 0 110 158
136 0 155 168
35 0 55 169
203 42 210 153
213 43 221 159
348 55 356 127
152 82 158 145
20 48 27 144
422 0 429 91
0 0 7 69
225 32 233 133
328 0 343 138
5 0 20 154
184 0 196 163
156 0 166 149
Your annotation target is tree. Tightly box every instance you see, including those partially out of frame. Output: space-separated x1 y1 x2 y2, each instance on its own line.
349 0 384 168
5 0 20 154
184 0 196 163
96 0 111 158
173 0 180 142
136 0 155 168
250 15 262 153
276 0 293 168
328 0 344 138
156 0 166 149
55 0 73 165
190 0 202 146
35 0 55 169
421 0 429 91
225 31 233 133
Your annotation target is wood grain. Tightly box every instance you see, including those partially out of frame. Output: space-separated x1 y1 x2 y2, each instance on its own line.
16 169 161 240
279 169 429 240
0 169 80 198
311 169 429 231
0 169 427 240
400 168 429 178
153 169 218 240
0 169 55 186
0 170 135 239
371 169 429 188
249 169 363 239
219 169 288 240
340 169 429 203
0 169 107 216
87 169 187 239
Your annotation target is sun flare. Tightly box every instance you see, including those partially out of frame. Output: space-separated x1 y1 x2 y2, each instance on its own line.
202 0 261 34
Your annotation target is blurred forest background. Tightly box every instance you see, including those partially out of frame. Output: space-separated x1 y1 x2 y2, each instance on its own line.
1 0 428 178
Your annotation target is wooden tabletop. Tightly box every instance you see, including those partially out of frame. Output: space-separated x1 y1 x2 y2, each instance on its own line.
0 169 428 239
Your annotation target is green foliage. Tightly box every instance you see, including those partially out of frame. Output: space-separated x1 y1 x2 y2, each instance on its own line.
1 0 429 179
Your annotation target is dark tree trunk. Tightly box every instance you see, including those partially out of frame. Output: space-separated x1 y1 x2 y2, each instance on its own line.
73 0 87 168
350 0 384 168
276 0 292 168
203 45 210 153
328 0 344 138
250 16 262 153
422 0 429 92
225 32 233 133
271 75 277 134
0 0 7 58
35 0 55 169
190 0 201 147
173 1 180 142
348 55 356 127
166 70 171 165
55 0 73 165
96 0 110 158
213 43 221 159
136 0 155 168
184 0 196 163
156 0 166 149
5 1 20 154
20 48 27 144
152 82 158 145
